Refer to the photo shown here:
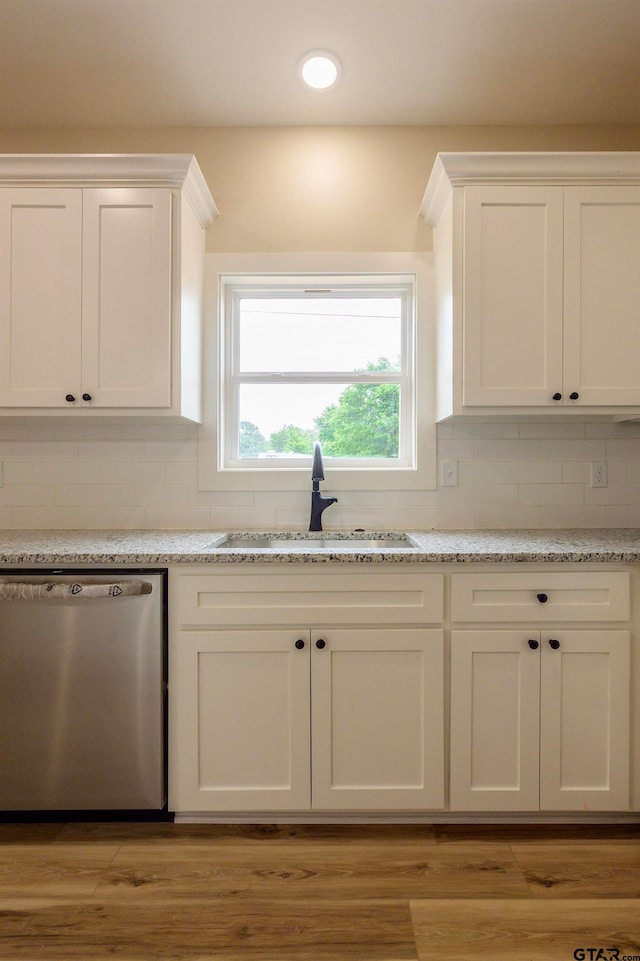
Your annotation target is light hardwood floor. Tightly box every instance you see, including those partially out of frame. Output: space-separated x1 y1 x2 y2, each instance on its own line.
0 822 638 960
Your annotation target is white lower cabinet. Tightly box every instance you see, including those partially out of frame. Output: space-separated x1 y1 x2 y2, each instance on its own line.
170 625 444 813
169 565 635 818
450 629 630 812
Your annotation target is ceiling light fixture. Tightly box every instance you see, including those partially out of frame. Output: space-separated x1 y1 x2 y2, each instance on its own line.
300 51 340 90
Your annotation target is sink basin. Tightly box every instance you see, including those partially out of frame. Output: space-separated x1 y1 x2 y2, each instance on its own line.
214 533 416 551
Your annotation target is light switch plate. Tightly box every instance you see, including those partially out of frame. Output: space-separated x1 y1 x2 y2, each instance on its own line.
441 460 458 487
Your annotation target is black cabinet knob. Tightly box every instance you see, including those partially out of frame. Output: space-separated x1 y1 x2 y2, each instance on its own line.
549 638 560 650
82 393 92 402
315 639 326 650
569 391 579 400
294 639 305 650
65 394 75 403
528 639 539 650
552 392 562 401
536 593 548 604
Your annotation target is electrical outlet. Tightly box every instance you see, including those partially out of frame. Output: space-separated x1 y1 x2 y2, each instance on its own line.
590 462 608 488
441 459 458 487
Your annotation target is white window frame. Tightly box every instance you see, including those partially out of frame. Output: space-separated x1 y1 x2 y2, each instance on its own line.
198 253 436 492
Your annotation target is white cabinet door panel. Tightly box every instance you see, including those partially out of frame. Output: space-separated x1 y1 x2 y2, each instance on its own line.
564 187 640 406
540 630 630 811
169 630 311 812
0 188 82 406
82 188 172 407
311 629 444 810
450 631 541 811
463 186 564 407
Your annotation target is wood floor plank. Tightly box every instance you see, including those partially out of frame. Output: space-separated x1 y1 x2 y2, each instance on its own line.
410 898 640 961
0 824 65 844
434 823 640 843
0 844 120 897
94 841 529 900
510 841 640 897
0 897 418 960
55 822 438 845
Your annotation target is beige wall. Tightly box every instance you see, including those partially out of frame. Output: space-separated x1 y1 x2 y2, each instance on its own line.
2 124 640 252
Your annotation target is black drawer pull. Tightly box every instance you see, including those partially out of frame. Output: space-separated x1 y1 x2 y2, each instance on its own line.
549 638 560 650
294 639 305 650
528 639 539 650
552 392 562 401
536 593 548 604
315 639 326 650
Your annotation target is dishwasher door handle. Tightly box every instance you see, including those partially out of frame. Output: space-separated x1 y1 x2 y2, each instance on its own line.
0 581 153 599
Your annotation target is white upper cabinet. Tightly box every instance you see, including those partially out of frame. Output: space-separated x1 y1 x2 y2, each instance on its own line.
563 186 640 407
421 152 640 419
0 155 217 419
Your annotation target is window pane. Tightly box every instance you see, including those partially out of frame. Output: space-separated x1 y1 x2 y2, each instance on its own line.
238 297 402 372
238 383 400 459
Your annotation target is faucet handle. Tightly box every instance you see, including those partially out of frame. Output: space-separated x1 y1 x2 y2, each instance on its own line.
311 441 325 481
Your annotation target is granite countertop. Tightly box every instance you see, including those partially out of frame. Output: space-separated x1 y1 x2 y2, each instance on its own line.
2 529 640 565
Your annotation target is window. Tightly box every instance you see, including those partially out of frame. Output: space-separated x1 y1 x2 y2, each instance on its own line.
198 254 435 492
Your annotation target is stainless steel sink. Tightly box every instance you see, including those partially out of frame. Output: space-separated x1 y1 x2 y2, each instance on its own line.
214 533 416 551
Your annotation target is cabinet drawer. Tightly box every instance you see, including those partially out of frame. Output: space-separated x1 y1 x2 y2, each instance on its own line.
173 571 444 628
450 572 629 622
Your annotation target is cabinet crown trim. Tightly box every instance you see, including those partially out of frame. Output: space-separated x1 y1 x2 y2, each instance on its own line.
421 151 640 226
0 154 217 227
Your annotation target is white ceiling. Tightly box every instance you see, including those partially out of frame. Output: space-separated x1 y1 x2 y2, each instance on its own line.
1 0 639 128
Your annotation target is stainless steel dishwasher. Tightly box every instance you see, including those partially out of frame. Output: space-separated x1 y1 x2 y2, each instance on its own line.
0 569 166 813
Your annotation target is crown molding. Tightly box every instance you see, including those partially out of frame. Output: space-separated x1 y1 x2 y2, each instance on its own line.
420 151 640 226
0 153 218 227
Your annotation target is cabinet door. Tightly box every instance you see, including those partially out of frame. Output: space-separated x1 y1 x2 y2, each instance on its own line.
82 188 172 407
450 631 541 811
462 186 564 407
169 630 311 812
311 629 444 810
540 630 630 811
0 188 82 406
564 187 640 406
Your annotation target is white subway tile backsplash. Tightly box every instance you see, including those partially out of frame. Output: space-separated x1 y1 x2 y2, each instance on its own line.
12 507 80 529
519 483 583 506
0 418 639 530
0 485 55 506
210 506 278 530
36 462 101 485
585 484 640 505
120 484 189 507
144 440 197 462
99 462 163 485
540 506 607 528
2 462 33 485
518 422 585 439
78 441 145 462
606 506 640 527
540 439 607 460
55 484 123 507
77 506 145 529
495 461 562 484
473 506 542 529
474 439 541 461
143 506 212 529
